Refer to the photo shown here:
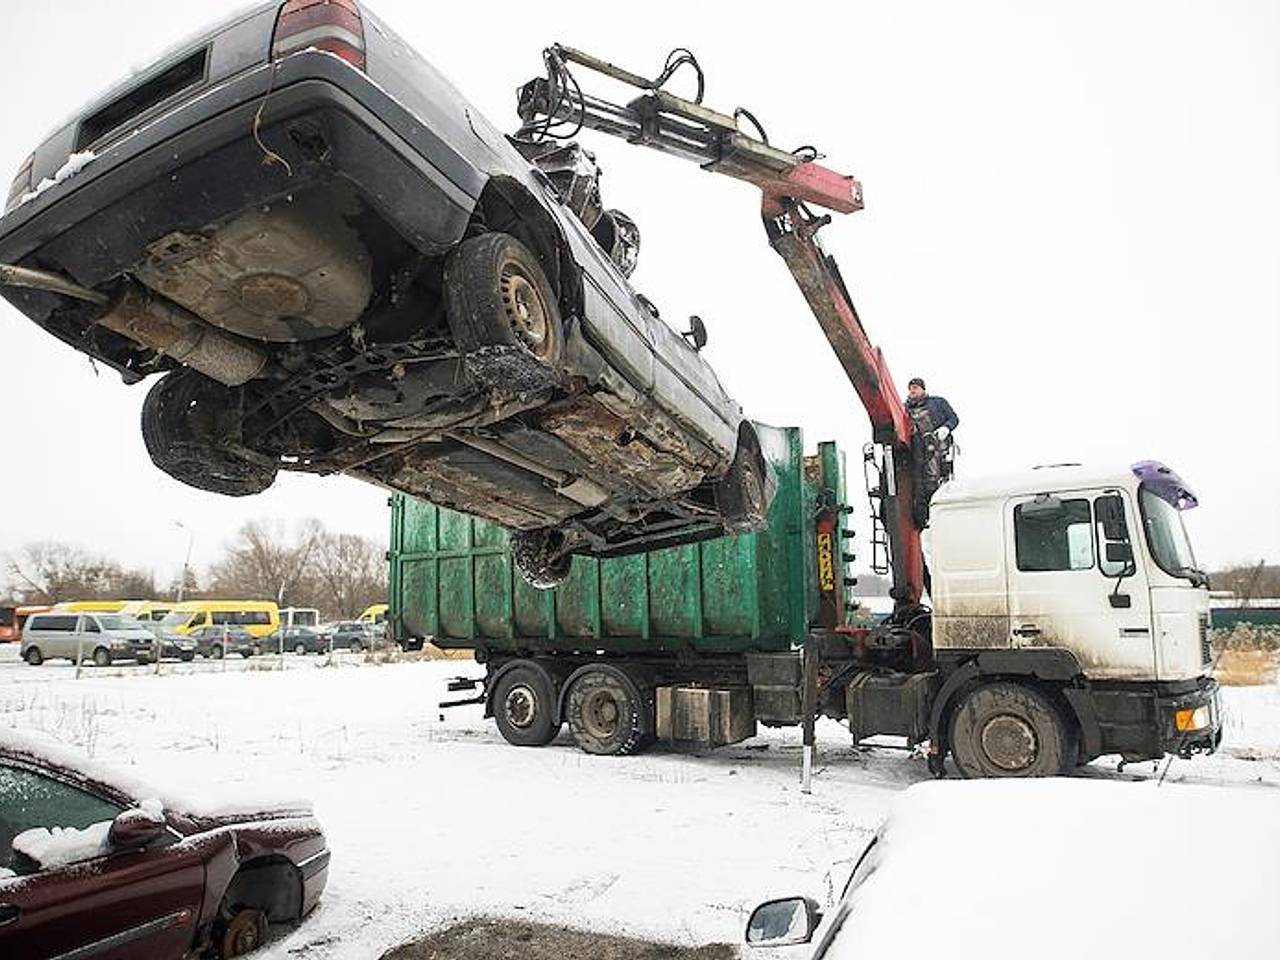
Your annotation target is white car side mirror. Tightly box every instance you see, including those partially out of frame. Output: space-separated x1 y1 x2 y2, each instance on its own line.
745 896 822 947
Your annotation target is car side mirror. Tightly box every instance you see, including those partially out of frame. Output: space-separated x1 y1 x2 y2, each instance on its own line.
745 896 823 947
109 806 166 851
682 315 708 351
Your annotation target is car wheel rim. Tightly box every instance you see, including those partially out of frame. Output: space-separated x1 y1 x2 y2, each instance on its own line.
980 713 1039 771
504 684 538 729
296 644 306 655
499 264 552 359
222 910 264 956
582 688 622 740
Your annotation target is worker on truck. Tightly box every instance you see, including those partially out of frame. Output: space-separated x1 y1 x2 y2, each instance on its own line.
906 377 959 527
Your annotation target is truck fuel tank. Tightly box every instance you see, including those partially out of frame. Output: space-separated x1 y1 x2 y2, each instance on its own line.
846 671 938 746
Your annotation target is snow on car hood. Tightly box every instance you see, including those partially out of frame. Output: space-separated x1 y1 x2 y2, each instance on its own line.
0 727 312 821
819 778 1280 960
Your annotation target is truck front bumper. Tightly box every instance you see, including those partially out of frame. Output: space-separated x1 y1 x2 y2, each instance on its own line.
1157 677 1222 757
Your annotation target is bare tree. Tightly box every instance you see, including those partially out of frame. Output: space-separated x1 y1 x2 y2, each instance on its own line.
205 519 385 617
1211 561 1279 601
205 520 302 603
310 530 387 619
5 542 156 603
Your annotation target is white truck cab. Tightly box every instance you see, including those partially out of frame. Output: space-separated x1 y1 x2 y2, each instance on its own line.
925 460 1219 767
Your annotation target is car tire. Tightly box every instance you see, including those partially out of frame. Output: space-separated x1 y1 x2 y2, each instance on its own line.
141 369 277 498
92 647 112 668
492 663 561 747
949 681 1077 778
294 643 308 656
181 652 195 662
349 639 363 654
444 232 564 380
23 647 43 666
211 645 224 660
511 528 573 589
565 666 652 756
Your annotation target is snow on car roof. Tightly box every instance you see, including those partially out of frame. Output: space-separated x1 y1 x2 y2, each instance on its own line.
820 779 1280 960
0 727 312 821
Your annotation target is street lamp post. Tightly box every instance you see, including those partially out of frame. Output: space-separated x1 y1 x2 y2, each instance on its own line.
167 522 196 676
175 521 195 603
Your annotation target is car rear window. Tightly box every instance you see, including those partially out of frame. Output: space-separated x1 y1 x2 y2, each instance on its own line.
76 47 209 152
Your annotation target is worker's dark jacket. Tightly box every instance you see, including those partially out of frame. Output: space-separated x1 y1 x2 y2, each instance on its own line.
906 395 959 434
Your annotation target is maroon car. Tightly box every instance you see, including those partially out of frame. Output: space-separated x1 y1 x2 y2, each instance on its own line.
0 734 329 959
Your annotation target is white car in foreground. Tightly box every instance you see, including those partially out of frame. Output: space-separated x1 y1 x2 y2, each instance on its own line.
746 778 1280 960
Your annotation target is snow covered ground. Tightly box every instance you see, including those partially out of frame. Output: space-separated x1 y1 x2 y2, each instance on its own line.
1 646 1276 958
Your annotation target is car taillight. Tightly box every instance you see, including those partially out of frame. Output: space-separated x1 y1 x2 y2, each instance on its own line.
5 153 34 213
272 0 366 70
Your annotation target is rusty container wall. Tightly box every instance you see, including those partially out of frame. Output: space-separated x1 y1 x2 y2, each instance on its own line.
389 425 842 655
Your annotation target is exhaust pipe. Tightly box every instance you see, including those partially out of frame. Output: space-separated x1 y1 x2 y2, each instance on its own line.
0 265 266 387
97 285 267 387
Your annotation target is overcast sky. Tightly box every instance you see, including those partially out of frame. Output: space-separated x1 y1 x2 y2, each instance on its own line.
0 0 1276 590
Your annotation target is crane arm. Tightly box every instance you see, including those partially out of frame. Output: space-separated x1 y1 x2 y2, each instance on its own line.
515 44 926 608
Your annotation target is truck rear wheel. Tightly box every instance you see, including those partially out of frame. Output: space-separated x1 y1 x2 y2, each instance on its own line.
566 666 651 756
949 681 1076 778
492 663 561 747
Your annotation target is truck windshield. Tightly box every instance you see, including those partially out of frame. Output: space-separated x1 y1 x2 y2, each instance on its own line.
1140 486 1200 582
160 611 199 628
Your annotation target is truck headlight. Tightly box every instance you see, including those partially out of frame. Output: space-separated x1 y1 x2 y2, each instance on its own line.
1175 706 1211 732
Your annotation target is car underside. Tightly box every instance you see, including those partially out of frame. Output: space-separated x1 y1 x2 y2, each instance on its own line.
0 19 771 588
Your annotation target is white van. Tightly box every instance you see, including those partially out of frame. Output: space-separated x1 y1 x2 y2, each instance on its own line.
21 612 156 667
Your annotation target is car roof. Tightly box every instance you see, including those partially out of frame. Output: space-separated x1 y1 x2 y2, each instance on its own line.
820 779 1279 959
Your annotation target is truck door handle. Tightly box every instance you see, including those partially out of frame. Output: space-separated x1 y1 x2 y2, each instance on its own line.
0 904 20 926
1013 625 1042 638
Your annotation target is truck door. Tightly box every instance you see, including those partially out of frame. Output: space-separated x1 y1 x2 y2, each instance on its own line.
1005 491 1155 680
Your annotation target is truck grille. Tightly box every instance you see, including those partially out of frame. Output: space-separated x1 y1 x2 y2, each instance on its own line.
1199 613 1212 665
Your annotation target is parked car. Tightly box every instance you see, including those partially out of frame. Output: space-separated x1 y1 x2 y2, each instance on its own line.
316 622 372 654
0 1 772 588
744 779 1279 959
0 729 328 958
153 632 198 662
21 613 155 667
188 625 258 659
275 625 326 655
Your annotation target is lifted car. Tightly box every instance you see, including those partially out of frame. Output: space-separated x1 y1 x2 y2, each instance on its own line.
0 1 771 587
0 731 329 959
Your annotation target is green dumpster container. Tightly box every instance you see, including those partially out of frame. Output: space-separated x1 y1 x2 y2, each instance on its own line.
388 425 850 655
